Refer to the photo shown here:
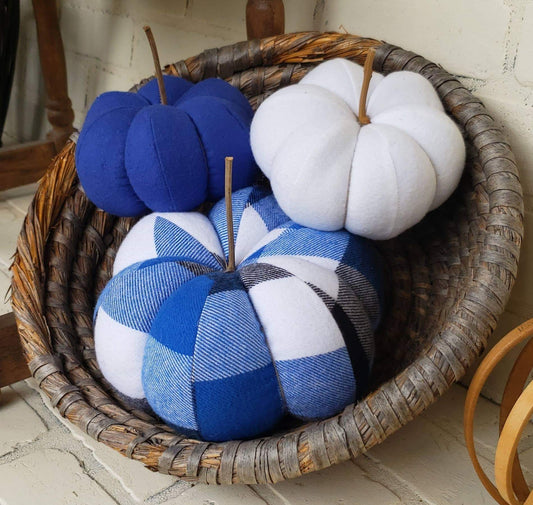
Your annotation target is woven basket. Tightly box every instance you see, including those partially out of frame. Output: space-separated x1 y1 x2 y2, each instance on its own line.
11 32 523 485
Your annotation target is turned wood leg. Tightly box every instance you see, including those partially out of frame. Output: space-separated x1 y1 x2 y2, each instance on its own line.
0 0 75 191
0 313 30 391
246 0 285 40
31 0 74 151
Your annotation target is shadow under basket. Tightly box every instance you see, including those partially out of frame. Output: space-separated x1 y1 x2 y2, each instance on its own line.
11 32 523 485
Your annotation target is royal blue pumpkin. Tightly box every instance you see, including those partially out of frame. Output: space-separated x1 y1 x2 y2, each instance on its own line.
76 76 257 217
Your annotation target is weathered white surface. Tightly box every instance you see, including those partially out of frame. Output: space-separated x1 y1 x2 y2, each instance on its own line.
166 484 268 505
0 268 12 315
69 425 185 503
0 202 24 269
0 387 47 457
258 461 402 505
369 405 493 505
514 2 533 86
129 22 233 84
60 5 135 68
0 380 513 505
25 378 186 503
0 184 36 314
0 449 118 505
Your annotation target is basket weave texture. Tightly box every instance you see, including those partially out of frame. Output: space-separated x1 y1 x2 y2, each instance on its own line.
11 32 523 485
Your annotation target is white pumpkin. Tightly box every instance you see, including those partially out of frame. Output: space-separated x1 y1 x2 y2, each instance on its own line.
250 57 466 240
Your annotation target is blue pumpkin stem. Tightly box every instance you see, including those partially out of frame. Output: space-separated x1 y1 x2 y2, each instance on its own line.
225 156 236 272
143 25 168 106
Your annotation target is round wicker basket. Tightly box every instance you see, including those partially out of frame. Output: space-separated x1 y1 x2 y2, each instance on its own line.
11 32 523 485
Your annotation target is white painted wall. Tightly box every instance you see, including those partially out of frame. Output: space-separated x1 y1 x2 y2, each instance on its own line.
4 0 532 403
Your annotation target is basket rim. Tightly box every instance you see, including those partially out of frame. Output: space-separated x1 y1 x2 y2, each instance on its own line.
11 31 524 485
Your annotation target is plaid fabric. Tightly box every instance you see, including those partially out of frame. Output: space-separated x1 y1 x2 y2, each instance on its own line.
95 186 386 440
95 186 289 401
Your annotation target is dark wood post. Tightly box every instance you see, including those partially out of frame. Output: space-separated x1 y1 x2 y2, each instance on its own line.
246 0 285 40
0 313 30 393
0 0 74 191
31 0 75 151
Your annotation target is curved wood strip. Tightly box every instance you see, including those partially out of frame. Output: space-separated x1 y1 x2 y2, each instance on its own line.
464 318 533 505
495 380 533 505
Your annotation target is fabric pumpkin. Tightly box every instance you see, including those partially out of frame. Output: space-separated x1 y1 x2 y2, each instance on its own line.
76 76 257 217
95 186 286 401
94 187 386 441
250 58 466 240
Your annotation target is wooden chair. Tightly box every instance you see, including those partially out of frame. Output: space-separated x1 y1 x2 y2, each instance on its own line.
0 0 74 192
0 0 284 394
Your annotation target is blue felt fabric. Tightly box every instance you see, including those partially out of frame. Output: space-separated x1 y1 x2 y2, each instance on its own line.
77 79 256 216
177 96 258 200
146 275 215 355
125 104 208 212
137 75 193 105
175 78 254 120
76 94 149 216
82 91 149 131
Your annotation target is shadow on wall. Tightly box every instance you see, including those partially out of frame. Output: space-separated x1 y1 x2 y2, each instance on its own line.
7 8 45 144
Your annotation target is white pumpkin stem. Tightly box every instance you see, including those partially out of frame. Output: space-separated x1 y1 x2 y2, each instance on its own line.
225 157 236 273
358 48 375 125
143 26 168 106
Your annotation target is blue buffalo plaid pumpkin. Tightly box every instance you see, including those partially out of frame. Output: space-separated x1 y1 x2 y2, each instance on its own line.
94 186 386 441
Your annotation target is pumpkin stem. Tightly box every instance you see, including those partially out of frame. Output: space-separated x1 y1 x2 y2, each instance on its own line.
225 157 236 273
143 25 167 106
358 48 375 125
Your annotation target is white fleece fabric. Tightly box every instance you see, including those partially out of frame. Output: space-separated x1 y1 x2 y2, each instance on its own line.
301 58 384 115
346 124 436 239
113 212 223 275
250 84 355 178
270 119 359 230
247 273 346 362
250 58 466 239
94 308 148 399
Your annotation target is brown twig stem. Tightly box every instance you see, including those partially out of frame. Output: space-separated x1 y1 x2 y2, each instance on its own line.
358 48 375 125
143 25 167 105
225 157 236 273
